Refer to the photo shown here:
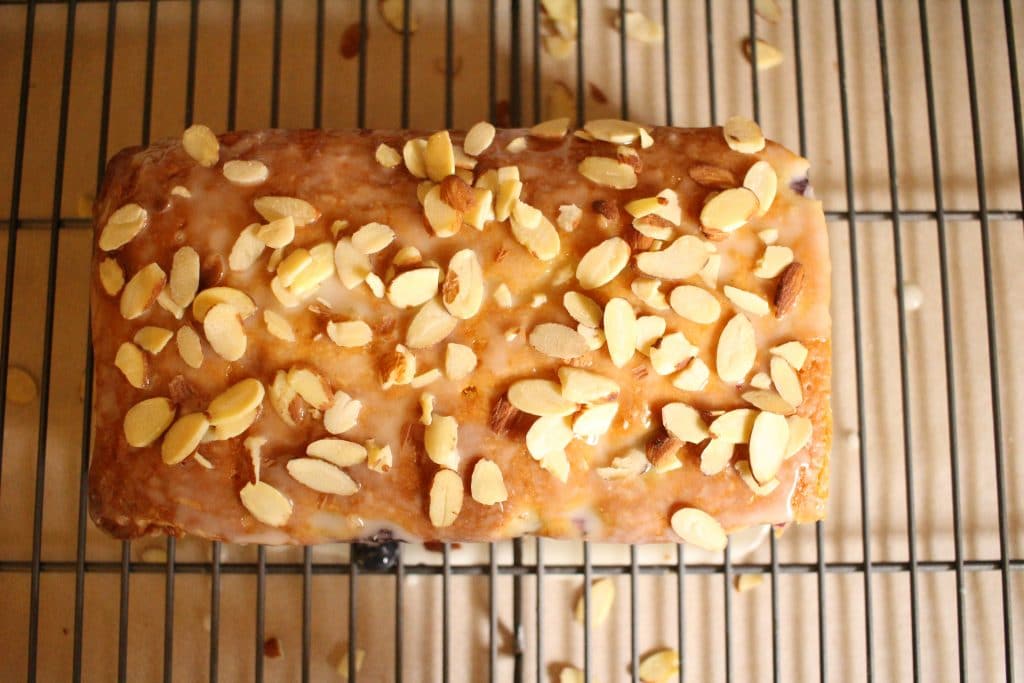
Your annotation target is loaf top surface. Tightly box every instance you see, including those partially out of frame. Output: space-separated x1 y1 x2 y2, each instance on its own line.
90 121 831 545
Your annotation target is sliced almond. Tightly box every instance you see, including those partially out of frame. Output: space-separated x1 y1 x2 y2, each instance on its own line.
662 402 709 444
270 276 300 308
635 315 667 355
526 414 574 460
402 138 428 178
736 460 780 496
161 412 209 464
429 468 463 527
625 188 681 225
770 340 808 370
670 285 721 324
324 391 362 434
98 257 126 296
407 298 457 349
723 115 766 154
616 9 664 43
743 159 778 215
716 314 756 384
670 507 727 551
563 291 603 328
307 438 367 467
572 402 618 439
114 342 147 388
672 357 710 391
387 267 440 308
638 649 681 683
576 236 630 290
741 389 795 415
209 408 258 441
749 411 789 484
410 368 440 388
425 414 460 469
596 448 650 479
743 38 784 71
287 367 332 409
470 459 508 505
222 159 269 185
268 370 297 426
528 117 568 139
510 214 561 261
444 343 477 380
774 262 805 317
239 480 292 527
724 285 770 317
364 272 385 298
289 242 336 297
494 178 523 222
508 379 576 417
424 130 455 182
785 415 813 458
254 196 320 226
700 187 759 234
631 278 669 311
134 326 172 354
577 156 637 189
120 263 166 320
700 438 734 476
709 408 758 443
203 303 246 361
755 0 782 22
528 323 588 360
327 319 373 348
182 124 219 166
256 216 296 249
539 449 570 482
98 203 148 251
578 324 605 350
176 326 204 368
754 245 793 279
123 397 176 447
287 458 359 496
419 393 436 426
463 187 495 230
350 222 395 255
380 345 416 389
557 367 618 404
758 228 779 244
334 238 372 290
511 199 543 229
423 185 463 237
264 310 295 342
505 136 528 153
583 118 643 144
699 253 721 289
649 332 697 376
440 175 475 212
442 249 484 319
770 356 803 408
375 143 402 169
169 246 200 307
229 224 266 271
157 286 184 319
463 121 496 156
750 371 772 389
366 439 393 473
688 164 737 190
574 578 616 626
635 235 708 280
192 287 256 322
208 378 265 425
603 297 636 368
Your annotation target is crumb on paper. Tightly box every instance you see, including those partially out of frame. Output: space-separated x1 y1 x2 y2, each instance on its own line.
263 636 283 658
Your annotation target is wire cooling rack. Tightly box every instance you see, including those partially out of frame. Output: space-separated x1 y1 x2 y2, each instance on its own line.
0 0 1021 681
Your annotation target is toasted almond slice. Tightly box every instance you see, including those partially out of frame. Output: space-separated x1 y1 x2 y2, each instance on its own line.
509 379 577 417
528 323 588 360
289 240 334 295
572 402 618 439
723 115 766 153
750 371 772 389
464 187 494 230
229 224 266 271
563 291 602 327
424 130 456 182
363 439 392 473
700 438 734 476
736 459 779 496
636 235 708 280
558 367 618 404
584 118 642 144
755 0 782 22
639 649 681 683
671 507 727 551
526 415 574 460
239 481 291 527
351 222 395 255
410 368 441 388
169 246 200 307
287 367 332 410
161 412 210 464
596 448 651 479
662 402 709 444
379 0 418 32
222 159 269 185
419 392 435 425
425 414 460 469
380 344 417 389
176 326 204 368
770 341 808 370
505 136 527 153
785 415 813 458
254 196 319 226
402 138 428 178
157 286 184 317
287 457 360 496
264 310 295 342
538 449 570 481
635 315 667 355
324 391 361 434
334 238 372 290
209 408 258 440
99 257 125 295
631 278 669 311
743 159 778 215
650 332 697 375
441 343 476 381
428 469 463 527
307 438 367 467
510 214 561 262
530 117 570 139
749 411 789 483
709 408 758 443
511 199 543 229
699 253 721 289
604 297 636 368
493 283 513 308
134 326 172 354
716 314 756 384
208 378 265 426
688 164 737 189
270 276 300 308
256 216 296 249
364 272 385 298
743 38 784 71
470 459 508 505
182 124 219 167
120 263 166 320
123 397 175 447
724 285 770 317
670 285 721 324
203 303 246 361
754 245 793 279
452 144 477 170
463 121 496 156
672 357 710 391
758 228 779 244
442 249 484 319
327 319 373 348
245 436 267 482
700 187 759 233
192 287 256 322
617 8 664 43
770 356 803 407
493 178 523 222
407 298 457 349
388 267 440 308
577 156 638 189
741 389 795 415
268 370 297 426
423 185 463 237
114 342 147 388
375 143 402 168
576 236 630 290
574 577 616 627
98 203 148 251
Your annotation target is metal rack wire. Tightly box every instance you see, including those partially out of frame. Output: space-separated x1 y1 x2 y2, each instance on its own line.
0 0 1021 681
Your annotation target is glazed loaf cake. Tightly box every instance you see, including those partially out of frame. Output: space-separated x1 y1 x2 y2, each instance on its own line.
89 118 831 547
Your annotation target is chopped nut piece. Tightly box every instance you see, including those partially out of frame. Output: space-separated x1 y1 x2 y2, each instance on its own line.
578 156 638 189
203 303 247 361
307 438 367 467
671 507 727 551
324 391 361 434
670 285 721 324
688 164 737 189
463 121 496 156
700 187 759 234
511 199 543 229
770 356 803 408
723 115 766 154
157 287 185 319
470 459 508 505
429 469 463 527
743 159 778 215
364 272 385 298
229 224 266 271
625 188 681 225
406 298 457 349
647 432 683 471
649 332 697 375
556 203 582 232
631 278 670 311
563 291 603 328
635 235 708 280
288 457 359 495
375 143 402 168
505 136 528 153
770 341 808 370
529 117 570 139
576 236 630 290
222 159 269 186
239 480 292 527
380 345 416 389
162 412 210 464
743 38 784 71
774 262 805 317
604 297 637 368
508 379 577 417
287 367 332 410
716 314 756 384
672 357 710 391
253 196 320 226
617 145 642 172
192 286 256 322
419 393 435 426
424 130 456 182
574 578 615 626
662 402 709 443
596 448 650 479
724 285 770 317
193 453 213 469
182 124 219 166
327 319 373 348
493 283 513 308
120 263 166 320
634 316 666 357
134 326 172 354
387 267 440 308
749 411 789 484
99 257 125 295
99 203 148 251
176 326 204 369
539 449 570 481
709 408 758 443
114 342 147 388
750 371 772 389
288 243 336 296
639 648 681 683
123 397 176 447
493 177 523 222
754 245 794 279
463 187 494 230
444 343 477 380
700 438 734 476
572 401 618 438
528 323 588 360
785 415 813 458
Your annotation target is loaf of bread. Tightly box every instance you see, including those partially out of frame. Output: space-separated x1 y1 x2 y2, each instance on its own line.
89 119 831 547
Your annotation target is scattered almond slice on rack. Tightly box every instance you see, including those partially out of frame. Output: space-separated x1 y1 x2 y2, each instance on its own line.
638 649 681 683
574 577 615 626
743 38 784 71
